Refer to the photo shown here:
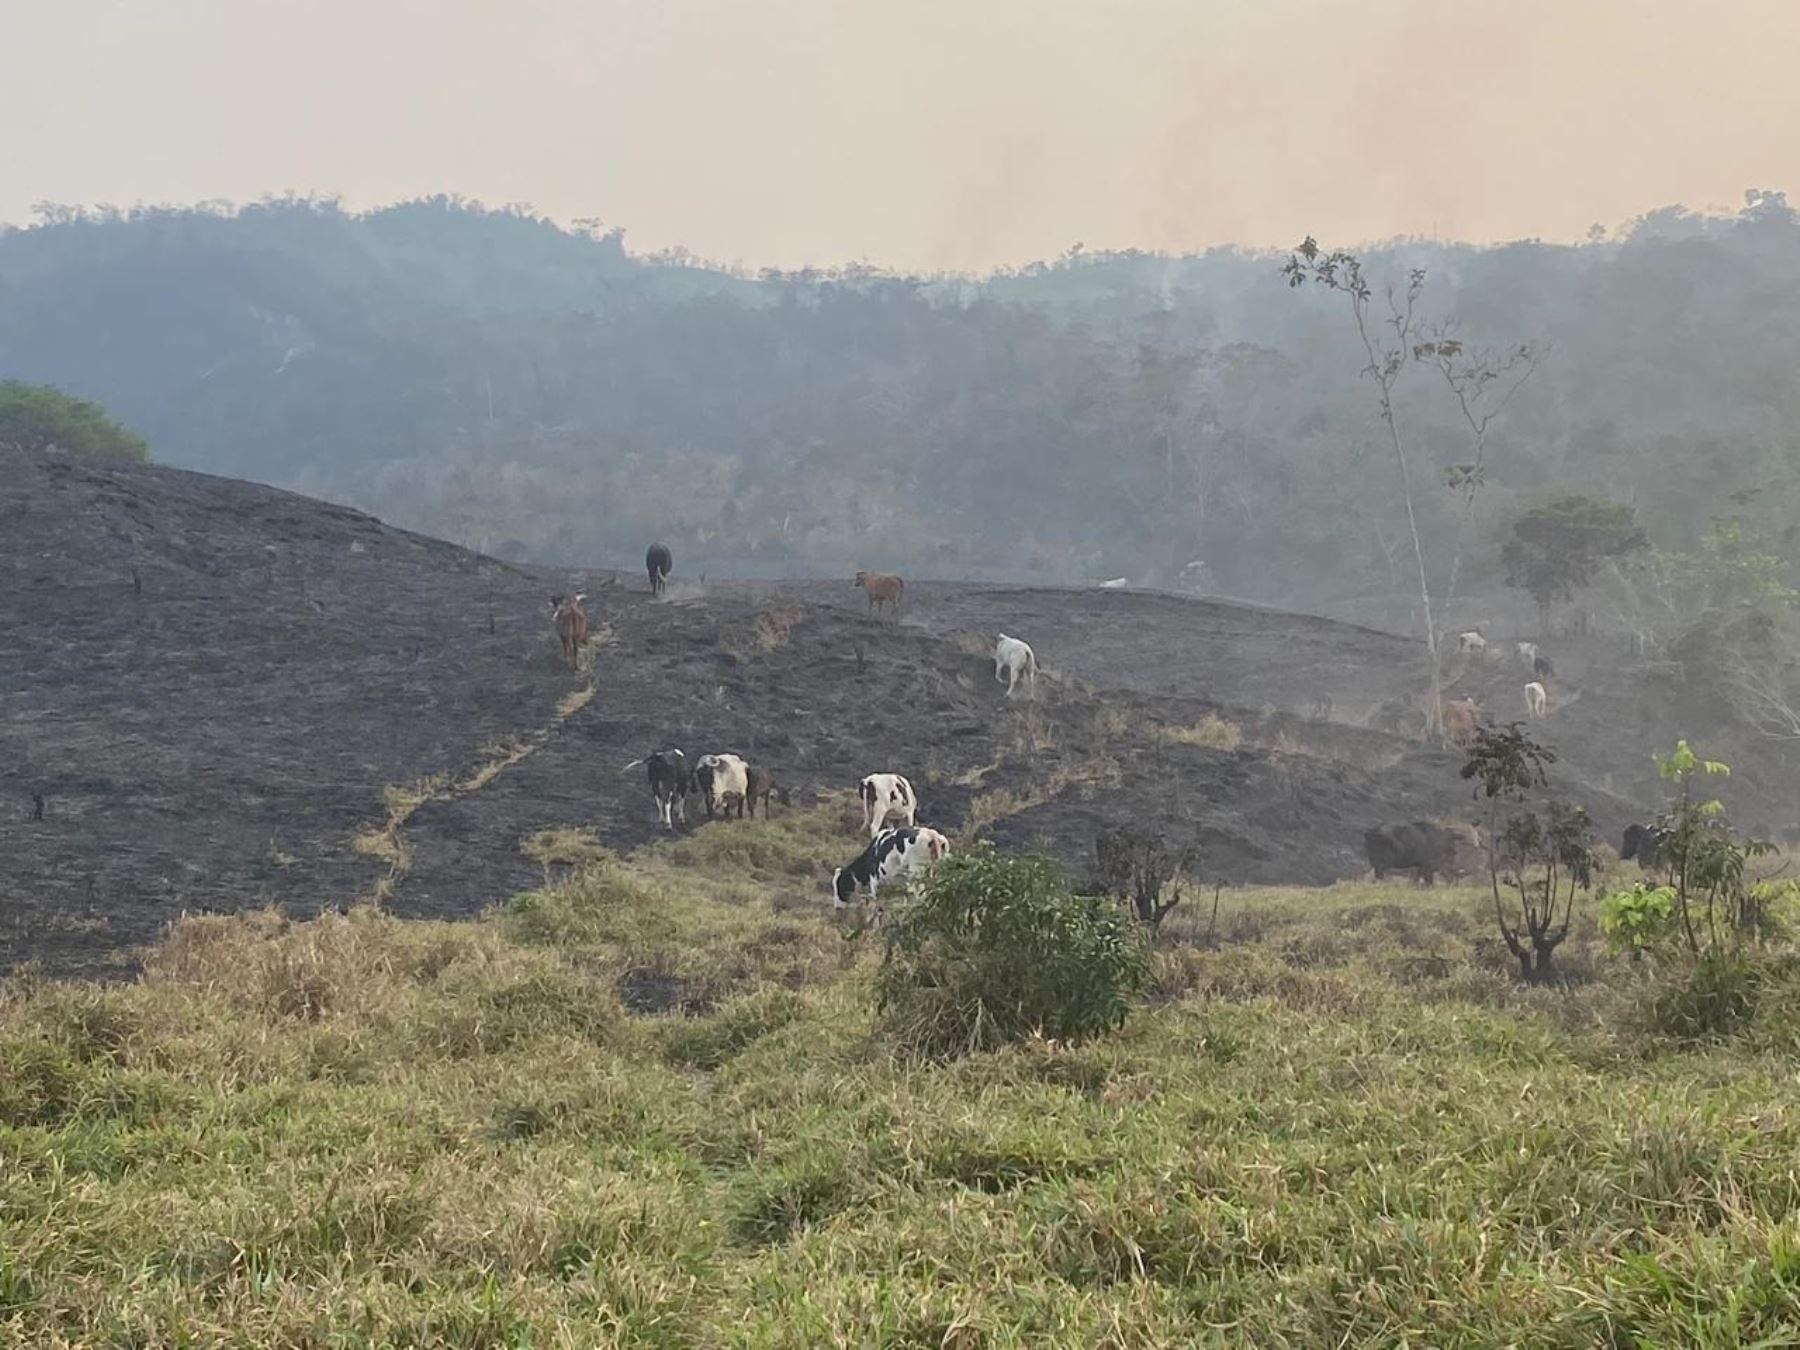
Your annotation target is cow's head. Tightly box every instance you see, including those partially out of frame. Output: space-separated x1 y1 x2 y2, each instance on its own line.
830 867 855 907
853 571 868 587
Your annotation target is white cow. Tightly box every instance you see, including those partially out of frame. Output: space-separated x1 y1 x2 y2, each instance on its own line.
993 633 1038 699
1457 631 1488 657
859 773 917 839
1516 641 1539 669
1524 681 1548 720
694 753 749 819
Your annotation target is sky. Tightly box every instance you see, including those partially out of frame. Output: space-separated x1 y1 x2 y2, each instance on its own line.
6 0 1800 272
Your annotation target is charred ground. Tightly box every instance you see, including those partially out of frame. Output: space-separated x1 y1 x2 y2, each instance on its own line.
5 448 1774 977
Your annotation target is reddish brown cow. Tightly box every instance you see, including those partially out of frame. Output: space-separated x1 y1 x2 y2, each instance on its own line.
854 570 904 618
549 592 588 668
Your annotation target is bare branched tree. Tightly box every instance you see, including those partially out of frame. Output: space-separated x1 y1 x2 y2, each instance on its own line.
1416 333 1542 646
1285 241 1445 738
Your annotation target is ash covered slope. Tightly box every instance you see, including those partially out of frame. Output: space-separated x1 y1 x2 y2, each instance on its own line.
0 447 560 976
2 449 1647 977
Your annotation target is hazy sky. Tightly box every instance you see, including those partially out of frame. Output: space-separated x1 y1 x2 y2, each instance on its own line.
7 0 1799 271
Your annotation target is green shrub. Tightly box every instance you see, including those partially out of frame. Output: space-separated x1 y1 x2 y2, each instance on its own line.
1650 953 1763 1041
1599 884 1680 956
874 846 1148 1057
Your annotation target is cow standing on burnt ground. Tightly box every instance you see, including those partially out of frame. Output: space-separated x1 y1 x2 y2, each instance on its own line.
993 634 1038 699
623 750 692 830
693 753 750 819
744 764 789 818
1524 681 1548 720
549 593 588 668
854 571 904 619
646 543 672 596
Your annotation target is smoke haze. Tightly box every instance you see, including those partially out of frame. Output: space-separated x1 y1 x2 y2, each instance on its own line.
6 0 1798 270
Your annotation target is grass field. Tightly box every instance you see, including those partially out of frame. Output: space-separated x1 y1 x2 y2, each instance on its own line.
5 806 1800 1347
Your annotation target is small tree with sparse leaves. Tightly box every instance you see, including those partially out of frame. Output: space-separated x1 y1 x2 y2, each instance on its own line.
1461 723 1598 983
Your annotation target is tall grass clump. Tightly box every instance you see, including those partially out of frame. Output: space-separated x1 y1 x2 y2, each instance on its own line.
874 846 1147 1057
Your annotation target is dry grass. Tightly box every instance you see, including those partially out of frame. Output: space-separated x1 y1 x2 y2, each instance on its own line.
1156 713 1244 751
520 826 612 881
722 607 804 659
7 846 1800 1345
554 684 595 719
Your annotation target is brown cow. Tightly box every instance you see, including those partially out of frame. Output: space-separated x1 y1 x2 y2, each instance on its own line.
549 593 588 668
854 570 904 618
1440 696 1482 747
744 764 789 818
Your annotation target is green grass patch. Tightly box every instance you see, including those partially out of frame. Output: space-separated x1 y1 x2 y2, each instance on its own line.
5 853 1800 1344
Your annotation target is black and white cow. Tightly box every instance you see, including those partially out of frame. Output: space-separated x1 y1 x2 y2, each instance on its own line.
832 826 952 908
859 773 917 838
624 749 692 829
694 753 750 819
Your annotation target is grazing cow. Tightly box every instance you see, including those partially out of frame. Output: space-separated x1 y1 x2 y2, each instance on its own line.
860 773 917 838
1365 821 1482 886
693 753 750 820
1524 681 1548 720
1457 630 1488 657
854 570 904 618
1440 696 1482 746
993 633 1038 699
1621 823 1671 870
1534 654 1555 681
623 750 691 829
1516 641 1539 669
832 826 952 909
549 593 588 667
744 764 789 818
646 543 672 596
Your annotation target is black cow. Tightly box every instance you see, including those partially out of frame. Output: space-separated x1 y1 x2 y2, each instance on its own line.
1533 654 1555 681
646 543 672 596
1620 823 1670 870
1365 821 1480 886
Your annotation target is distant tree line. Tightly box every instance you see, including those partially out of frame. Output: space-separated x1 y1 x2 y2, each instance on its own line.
4 190 1800 618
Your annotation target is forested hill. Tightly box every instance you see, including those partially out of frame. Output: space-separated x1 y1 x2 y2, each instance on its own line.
5 192 1800 616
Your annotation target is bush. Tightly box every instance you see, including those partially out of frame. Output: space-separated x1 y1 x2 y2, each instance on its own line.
1649 953 1763 1041
874 846 1148 1057
1599 884 1680 957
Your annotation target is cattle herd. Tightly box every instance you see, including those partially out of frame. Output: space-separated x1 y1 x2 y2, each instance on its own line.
586 551 1038 915
561 553 1650 903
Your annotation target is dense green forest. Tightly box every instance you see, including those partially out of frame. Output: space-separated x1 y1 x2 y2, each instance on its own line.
4 191 1800 625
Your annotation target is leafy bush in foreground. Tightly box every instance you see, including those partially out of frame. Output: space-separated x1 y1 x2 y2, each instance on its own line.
874 846 1148 1057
